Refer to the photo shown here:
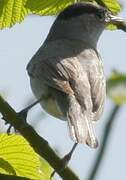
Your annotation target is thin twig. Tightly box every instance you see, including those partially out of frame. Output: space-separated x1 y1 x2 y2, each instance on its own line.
87 104 120 180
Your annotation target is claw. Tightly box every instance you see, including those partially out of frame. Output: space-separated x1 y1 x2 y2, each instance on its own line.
6 124 17 134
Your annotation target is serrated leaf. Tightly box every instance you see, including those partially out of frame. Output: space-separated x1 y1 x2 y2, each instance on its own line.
0 0 29 29
26 0 77 15
26 0 121 16
0 0 5 17
25 0 95 15
100 0 121 14
107 71 126 105
0 134 42 179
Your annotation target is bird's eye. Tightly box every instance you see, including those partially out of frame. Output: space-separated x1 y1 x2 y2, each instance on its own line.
97 13 104 19
96 11 105 20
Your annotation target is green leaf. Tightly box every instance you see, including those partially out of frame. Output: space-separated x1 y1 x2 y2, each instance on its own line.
106 24 118 31
0 0 5 17
0 0 29 29
97 0 121 14
26 0 76 15
26 0 121 15
0 134 42 179
107 71 126 105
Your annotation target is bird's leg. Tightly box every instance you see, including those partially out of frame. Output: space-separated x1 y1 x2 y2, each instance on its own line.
61 142 78 167
18 98 42 121
4 98 42 134
50 143 78 179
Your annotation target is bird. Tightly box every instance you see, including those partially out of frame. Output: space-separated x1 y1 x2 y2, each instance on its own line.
27 2 124 149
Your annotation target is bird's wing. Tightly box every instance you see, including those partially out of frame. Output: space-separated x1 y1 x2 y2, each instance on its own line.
27 56 74 95
60 57 98 147
88 53 106 121
27 56 98 147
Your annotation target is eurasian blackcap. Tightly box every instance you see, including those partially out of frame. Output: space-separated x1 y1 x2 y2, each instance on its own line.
27 2 124 148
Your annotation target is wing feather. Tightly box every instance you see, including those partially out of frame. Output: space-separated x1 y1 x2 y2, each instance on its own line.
88 53 106 121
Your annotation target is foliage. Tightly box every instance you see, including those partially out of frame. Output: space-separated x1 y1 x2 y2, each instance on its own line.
0 0 121 29
25 0 121 15
107 70 126 105
95 0 121 14
0 0 29 29
0 134 52 179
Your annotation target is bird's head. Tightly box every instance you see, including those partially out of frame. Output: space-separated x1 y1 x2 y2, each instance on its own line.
47 2 124 47
57 2 124 28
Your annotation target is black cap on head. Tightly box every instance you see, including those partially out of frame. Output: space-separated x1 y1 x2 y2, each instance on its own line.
57 3 107 20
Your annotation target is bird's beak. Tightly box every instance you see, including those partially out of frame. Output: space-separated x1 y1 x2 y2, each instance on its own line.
108 14 125 24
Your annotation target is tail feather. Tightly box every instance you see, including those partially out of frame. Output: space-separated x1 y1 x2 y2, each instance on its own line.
67 95 98 148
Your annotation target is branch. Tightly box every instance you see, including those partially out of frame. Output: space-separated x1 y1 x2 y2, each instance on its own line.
0 96 79 180
87 104 120 180
0 174 29 180
116 22 126 32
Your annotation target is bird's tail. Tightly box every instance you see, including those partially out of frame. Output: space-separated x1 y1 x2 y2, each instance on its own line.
67 94 98 148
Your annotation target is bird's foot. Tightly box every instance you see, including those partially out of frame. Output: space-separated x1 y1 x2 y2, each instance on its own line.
18 98 41 122
61 143 78 168
50 143 78 179
3 98 41 133
4 120 17 134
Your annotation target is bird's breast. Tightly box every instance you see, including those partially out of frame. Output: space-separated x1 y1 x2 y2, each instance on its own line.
30 78 64 120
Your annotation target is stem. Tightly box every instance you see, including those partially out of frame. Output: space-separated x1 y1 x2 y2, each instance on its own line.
87 104 120 180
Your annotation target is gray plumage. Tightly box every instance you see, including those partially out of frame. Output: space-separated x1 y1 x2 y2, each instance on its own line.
27 2 121 148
